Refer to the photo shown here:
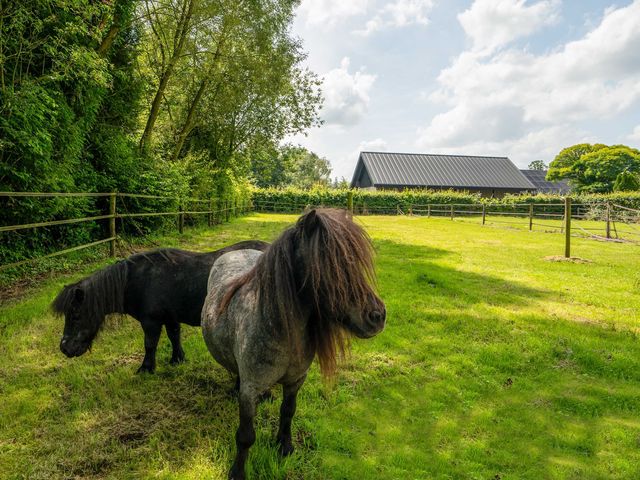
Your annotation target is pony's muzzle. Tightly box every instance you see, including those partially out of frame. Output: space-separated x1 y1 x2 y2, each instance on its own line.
361 305 386 338
60 336 86 357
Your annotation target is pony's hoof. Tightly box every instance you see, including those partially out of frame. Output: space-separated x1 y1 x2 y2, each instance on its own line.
170 354 185 365
278 441 294 457
136 365 155 374
228 465 245 480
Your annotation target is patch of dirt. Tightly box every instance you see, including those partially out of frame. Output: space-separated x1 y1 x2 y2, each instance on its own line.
109 353 144 368
544 255 593 264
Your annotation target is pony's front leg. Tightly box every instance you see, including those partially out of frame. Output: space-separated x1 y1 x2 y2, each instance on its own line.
277 376 306 457
137 321 161 374
229 387 257 480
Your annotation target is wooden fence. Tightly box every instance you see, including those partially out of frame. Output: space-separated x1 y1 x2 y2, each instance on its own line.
0 191 252 271
3 191 639 269
253 197 640 258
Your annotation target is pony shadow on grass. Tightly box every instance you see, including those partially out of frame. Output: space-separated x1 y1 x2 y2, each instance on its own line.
373 238 550 309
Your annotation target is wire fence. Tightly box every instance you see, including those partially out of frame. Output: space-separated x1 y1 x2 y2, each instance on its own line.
253 197 640 255
0 192 253 271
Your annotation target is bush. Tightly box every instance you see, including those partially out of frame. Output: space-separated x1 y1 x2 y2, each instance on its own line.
251 187 640 218
252 187 481 214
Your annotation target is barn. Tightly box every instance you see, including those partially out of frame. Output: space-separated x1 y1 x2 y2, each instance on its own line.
519 169 571 194
350 151 535 197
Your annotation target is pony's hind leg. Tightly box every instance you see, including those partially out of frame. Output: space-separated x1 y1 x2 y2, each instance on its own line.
229 386 258 480
276 376 306 457
137 320 162 374
166 322 185 364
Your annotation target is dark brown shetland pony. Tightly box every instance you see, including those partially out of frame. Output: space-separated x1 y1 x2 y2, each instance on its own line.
201 208 386 480
52 241 268 373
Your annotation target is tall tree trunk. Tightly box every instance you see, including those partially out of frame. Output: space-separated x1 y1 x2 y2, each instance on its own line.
97 24 120 56
170 78 208 161
139 0 196 152
96 0 125 57
170 34 227 161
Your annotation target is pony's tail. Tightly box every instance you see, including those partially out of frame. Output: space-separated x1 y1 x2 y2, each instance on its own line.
216 270 254 318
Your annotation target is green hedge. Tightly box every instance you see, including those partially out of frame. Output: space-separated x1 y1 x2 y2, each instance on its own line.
252 187 482 214
252 187 640 212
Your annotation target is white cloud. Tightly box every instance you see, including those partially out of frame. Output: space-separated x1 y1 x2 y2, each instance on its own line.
418 0 640 164
358 138 388 152
356 0 434 35
418 126 593 167
458 0 560 54
297 0 370 27
629 125 640 143
321 58 377 126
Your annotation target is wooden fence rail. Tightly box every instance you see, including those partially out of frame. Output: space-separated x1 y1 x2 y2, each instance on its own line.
252 197 640 257
0 192 252 271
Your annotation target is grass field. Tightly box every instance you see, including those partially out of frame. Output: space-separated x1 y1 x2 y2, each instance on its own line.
2 213 640 479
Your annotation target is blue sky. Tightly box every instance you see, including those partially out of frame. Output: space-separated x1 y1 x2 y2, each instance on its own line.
289 0 640 181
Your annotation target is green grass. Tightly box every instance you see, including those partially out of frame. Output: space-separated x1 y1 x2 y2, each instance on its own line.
2 213 640 479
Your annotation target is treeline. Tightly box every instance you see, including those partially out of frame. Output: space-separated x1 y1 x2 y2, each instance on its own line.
0 0 321 262
252 187 640 212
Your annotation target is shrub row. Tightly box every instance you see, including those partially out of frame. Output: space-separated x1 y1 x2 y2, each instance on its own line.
252 187 640 213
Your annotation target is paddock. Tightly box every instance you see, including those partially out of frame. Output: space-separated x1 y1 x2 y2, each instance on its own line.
1 213 639 479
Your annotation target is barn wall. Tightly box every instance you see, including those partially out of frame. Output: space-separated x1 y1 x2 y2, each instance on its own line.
375 185 532 198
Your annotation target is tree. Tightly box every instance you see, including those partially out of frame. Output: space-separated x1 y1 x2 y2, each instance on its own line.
546 143 606 182
527 160 547 170
332 177 350 189
286 146 332 188
613 170 640 192
136 0 322 179
250 145 331 188
545 143 640 192
570 145 640 193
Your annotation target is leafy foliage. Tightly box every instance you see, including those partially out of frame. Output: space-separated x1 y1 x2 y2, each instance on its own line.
527 160 547 170
547 143 640 193
546 143 607 183
1 0 321 263
252 187 640 212
250 145 332 188
613 171 640 192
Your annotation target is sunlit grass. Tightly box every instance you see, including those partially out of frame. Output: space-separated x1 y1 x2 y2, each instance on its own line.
1 213 640 479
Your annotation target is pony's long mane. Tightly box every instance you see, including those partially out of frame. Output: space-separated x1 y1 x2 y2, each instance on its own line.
220 209 377 377
51 261 128 331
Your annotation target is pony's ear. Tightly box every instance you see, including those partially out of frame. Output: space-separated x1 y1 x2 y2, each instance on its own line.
73 287 85 304
302 209 319 235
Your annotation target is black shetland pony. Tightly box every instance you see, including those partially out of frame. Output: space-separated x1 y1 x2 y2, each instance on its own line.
202 209 386 479
52 240 268 373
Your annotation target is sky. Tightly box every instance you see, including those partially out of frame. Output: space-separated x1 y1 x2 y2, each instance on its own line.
288 0 640 182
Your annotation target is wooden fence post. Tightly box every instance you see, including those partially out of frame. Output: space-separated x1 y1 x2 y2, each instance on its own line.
109 192 116 257
208 198 213 226
450 204 454 220
529 203 533 231
564 197 572 258
482 204 486 225
427 204 431 218
605 202 611 239
178 201 184 234
347 191 354 213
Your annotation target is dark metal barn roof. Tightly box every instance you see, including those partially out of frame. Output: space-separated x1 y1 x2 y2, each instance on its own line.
519 170 571 194
351 152 535 189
